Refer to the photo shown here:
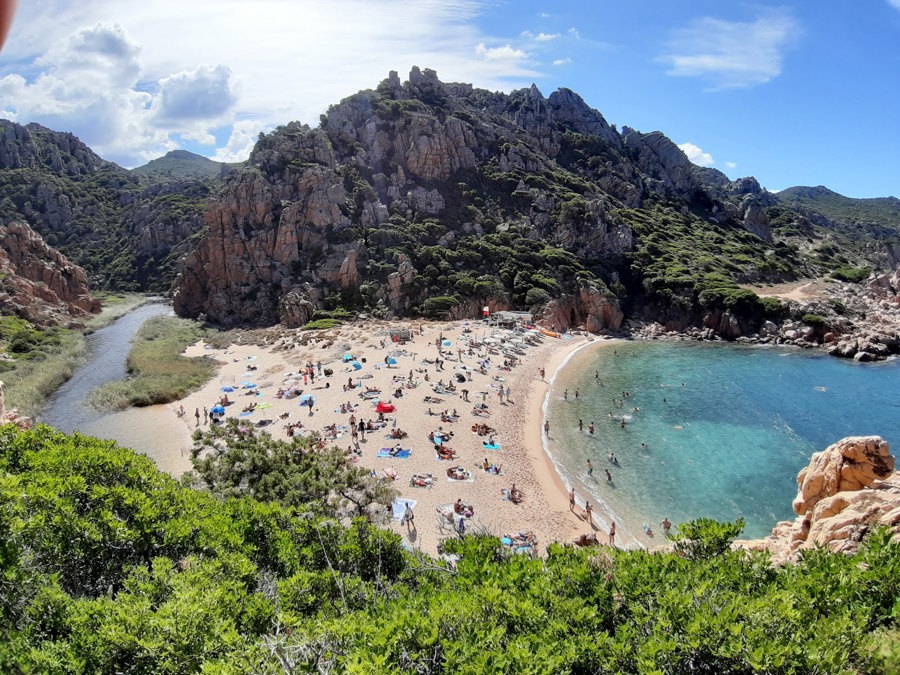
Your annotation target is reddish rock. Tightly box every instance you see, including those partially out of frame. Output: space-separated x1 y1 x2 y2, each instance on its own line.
0 221 99 327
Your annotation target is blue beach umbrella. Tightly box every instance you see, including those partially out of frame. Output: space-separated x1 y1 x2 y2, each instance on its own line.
352 361 363 370
241 382 257 389
220 386 235 392
299 394 315 405
211 404 225 415
386 356 397 365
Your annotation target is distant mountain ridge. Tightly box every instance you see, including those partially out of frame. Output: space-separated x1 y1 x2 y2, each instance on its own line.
777 185 900 229
132 150 232 180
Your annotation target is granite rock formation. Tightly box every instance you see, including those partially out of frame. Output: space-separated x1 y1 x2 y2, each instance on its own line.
741 436 900 564
0 221 100 326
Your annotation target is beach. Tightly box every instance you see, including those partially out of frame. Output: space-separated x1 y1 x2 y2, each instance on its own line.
137 319 616 556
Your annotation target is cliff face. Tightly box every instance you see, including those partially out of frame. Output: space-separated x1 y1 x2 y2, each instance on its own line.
175 67 761 328
0 221 100 326
741 436 900 564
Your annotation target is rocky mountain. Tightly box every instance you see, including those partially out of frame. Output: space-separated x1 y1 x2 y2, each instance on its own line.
0 120 212 291
132 149 234 181
0 220 100 327
176 67 867 330
1 69 897 342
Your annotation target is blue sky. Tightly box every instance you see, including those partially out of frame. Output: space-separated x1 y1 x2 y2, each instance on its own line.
0 0 897 198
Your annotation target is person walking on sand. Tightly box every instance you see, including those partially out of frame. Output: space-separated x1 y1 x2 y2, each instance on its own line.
609 521 616 546
194 408 201 427
405 502 415 531
569 487 576 511
544 420 550 435
584 501 593 527
203 407 208 425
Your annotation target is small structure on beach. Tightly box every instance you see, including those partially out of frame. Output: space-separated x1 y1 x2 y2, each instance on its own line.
488 311 532 329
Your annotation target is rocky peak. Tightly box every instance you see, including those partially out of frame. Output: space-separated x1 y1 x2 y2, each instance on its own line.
620 128 698 197
547 87 622 149
0 120 119 177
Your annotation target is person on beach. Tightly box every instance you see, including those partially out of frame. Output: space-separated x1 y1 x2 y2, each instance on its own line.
661 517 672 535
584 501 592 527
544 420 550 435
569 487 576 511
578 419 583 431
605 468 612 483
609 522 616 546
575 388 579 400
203 407 208 424
587 459 593 476
588 422 594 434
194 408 200 426
564 389 568 400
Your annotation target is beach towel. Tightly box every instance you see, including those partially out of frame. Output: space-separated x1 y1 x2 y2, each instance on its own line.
377 448 411 459
483 443 501 450
238 411 253 417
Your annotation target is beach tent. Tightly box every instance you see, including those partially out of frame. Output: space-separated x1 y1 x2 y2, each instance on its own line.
220 386 235 392
351 361 362 370
376 401 395 413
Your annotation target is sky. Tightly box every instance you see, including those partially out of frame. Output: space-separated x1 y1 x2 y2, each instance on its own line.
0 0 898 198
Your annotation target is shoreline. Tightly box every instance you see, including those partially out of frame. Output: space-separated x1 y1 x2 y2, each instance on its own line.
157 319 600 556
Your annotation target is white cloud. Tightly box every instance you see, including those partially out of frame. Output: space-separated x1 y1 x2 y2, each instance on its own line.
889 0 900 9
553 58 572 66
535 32 559 42
154 65 236 123
568 27 581 39
212 120 267 163
0 0 542 167
724 161 737 170
661 9 799 89
679 142 715 167
476 42 529 62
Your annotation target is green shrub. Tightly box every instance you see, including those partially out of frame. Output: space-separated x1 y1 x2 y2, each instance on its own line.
421 296 459 319
801 313 828 328
831 266 871 283
301 318 342 330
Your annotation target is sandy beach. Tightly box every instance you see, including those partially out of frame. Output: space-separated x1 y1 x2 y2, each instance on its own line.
139 319 615 556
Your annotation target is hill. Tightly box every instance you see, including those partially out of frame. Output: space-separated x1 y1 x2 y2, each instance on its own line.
0 121 213 291
174 68 898 336
132 149 228 180
777 185 900 230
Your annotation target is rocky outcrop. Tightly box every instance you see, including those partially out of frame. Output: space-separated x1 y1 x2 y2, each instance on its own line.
741 436 900 564
534 283 624 334
0 221 100 326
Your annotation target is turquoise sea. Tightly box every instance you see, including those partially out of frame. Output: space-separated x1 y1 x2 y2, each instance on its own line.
545 340 900 546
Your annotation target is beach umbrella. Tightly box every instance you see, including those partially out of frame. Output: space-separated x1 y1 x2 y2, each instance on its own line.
299 394 315 405
351 361 363 370
386 356 397 365
211 404 225 415
220 385 235 392
376 401 395 413
242 382 257 389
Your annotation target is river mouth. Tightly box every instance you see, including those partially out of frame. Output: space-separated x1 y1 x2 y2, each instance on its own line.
39 302 195 477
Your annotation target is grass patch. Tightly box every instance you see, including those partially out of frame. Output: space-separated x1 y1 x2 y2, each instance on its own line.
301 318 343 330
1 330 87 418
87 316 216 409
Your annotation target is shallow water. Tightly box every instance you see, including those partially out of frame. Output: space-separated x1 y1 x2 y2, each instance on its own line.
546 341 900 543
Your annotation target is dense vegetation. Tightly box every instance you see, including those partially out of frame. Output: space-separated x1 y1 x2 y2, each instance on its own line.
2 422 900 673
87 316 216 409
131 149 234 181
